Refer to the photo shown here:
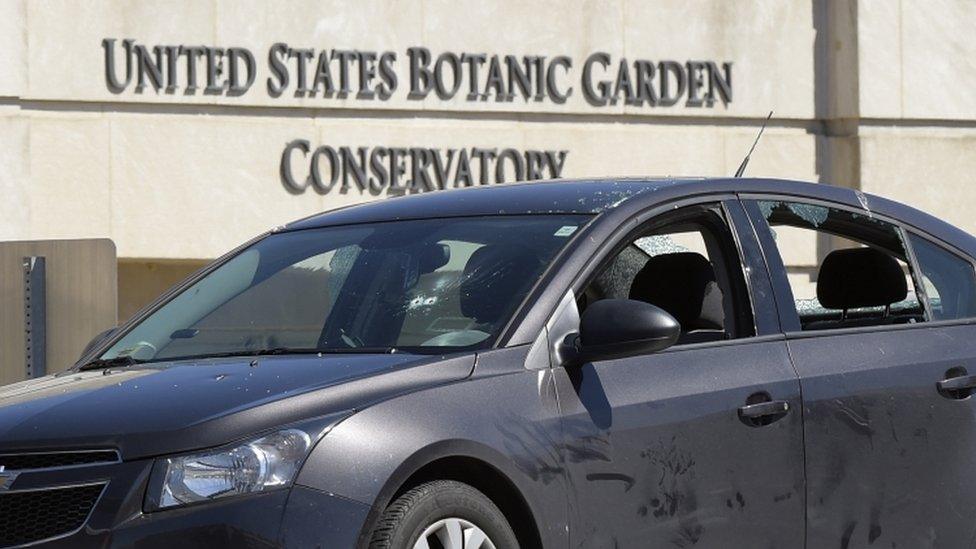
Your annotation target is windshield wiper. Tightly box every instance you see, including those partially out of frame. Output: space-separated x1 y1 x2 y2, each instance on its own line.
315 347 401 354
137 347 325 363
77 355 146 371
76 348 303 371
80 347 407 370
169 346 410 361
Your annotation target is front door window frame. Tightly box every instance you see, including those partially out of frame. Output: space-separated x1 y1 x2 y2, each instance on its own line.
565 195 774 349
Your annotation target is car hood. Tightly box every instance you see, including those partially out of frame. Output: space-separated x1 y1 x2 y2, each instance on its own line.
0 352 474 460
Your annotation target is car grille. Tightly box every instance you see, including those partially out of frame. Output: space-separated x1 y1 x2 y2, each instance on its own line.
0 450 119 471
0 483 105 547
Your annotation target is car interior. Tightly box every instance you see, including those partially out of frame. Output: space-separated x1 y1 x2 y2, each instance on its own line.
578 204 755 345
803 247 917 330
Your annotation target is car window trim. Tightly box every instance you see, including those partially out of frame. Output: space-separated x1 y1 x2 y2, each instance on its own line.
723 199 782 335
653 332 787 354
783 315 976 340
713 202 759 337
739 198 803 332
899 225 937 321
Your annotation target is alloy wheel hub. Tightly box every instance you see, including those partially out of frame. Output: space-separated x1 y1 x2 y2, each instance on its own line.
413 517 496 549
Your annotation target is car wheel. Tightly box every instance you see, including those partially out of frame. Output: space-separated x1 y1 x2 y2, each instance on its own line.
368 480 520 549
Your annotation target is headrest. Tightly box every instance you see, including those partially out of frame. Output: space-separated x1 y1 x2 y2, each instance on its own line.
460 245 538 325
817 247 907 309
629 252 724 331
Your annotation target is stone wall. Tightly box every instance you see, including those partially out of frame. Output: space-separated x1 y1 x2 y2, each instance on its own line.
0 0 973 299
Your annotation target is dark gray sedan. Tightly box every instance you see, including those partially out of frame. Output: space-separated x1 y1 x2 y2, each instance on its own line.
3 178 976 548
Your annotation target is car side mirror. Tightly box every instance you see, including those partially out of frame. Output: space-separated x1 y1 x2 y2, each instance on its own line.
576 299 680 363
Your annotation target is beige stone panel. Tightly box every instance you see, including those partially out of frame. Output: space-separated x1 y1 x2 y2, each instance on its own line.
419 0 625 115
820 0 859 120
0 115 30 240
768 223 821 271
109 113 325 259
28 115 113 239
623 1 815 119
900 1 976 119
308 118 818 180
310 116 728 181
857 0 902 118
859 127 976 235
543 123 727 178
214 0 423 110
24 0 809 119
721 128 819 182
38 113 820 260
27 0 216 102
0 0 26 97
786 269 817 302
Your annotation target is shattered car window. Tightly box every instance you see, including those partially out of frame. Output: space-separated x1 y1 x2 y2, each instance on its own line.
756 200 926 330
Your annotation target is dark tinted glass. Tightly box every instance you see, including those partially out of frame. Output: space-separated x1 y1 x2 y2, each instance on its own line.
101 215 588 361
909 234 976 320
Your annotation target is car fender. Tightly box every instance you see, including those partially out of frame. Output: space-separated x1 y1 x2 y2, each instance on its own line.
295 346 570 547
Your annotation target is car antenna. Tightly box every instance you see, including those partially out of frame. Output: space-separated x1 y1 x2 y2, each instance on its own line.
734 110 773 178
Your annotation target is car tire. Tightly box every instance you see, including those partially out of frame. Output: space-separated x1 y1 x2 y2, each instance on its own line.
368 480 520 549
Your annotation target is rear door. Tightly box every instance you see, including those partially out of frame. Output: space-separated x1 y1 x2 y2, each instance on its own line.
554 199 806 547
745 197 976 547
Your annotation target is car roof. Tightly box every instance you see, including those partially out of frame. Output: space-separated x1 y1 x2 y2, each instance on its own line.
285 177 684 230
284 177 766 228
283 177 976 258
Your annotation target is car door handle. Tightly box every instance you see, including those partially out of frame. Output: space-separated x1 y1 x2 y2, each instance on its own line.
937 371 976 399
938 374 976 392
738 400 790 419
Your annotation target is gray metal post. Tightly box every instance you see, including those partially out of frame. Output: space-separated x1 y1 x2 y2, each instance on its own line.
23 256 47 379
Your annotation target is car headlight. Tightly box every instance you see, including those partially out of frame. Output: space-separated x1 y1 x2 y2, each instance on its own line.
148 429 312 510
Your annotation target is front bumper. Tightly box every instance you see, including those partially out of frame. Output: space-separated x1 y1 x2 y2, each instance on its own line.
11 458 372 548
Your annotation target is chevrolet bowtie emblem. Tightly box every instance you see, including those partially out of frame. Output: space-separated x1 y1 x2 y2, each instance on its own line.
0 466 18 491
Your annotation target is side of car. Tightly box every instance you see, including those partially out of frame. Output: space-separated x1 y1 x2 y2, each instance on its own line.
543 187 976 547
741 193 976 547
543 193 805 547
293 183 976 548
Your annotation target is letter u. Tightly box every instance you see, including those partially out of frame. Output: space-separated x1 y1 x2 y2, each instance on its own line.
103 38 135 93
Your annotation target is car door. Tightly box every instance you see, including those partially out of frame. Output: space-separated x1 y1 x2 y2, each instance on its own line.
744 196 976 547
552 199 805 548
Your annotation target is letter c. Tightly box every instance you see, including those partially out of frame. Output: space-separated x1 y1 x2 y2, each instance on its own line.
280 139 310 193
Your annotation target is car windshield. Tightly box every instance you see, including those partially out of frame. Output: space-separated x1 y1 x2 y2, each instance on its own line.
98 215 588 362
